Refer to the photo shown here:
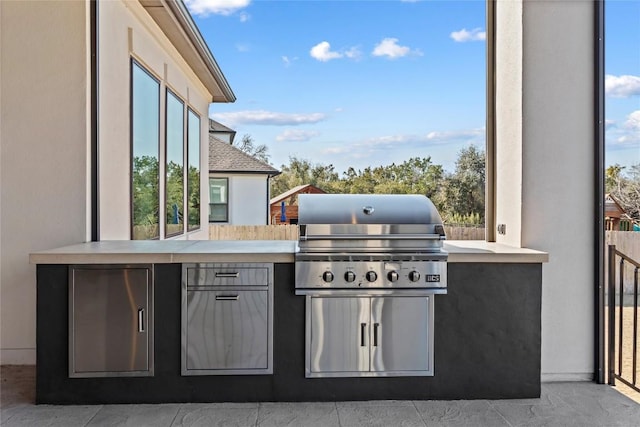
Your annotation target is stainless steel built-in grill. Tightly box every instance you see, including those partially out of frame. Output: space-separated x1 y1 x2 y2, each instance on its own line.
294 194 448 378
295 194 448 292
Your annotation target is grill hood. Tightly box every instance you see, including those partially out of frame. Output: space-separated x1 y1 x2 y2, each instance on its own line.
298 194 443 225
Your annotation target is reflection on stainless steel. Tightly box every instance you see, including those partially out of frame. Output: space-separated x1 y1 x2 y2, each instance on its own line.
69 265 153 378
295 194 447 378
182 263 273 376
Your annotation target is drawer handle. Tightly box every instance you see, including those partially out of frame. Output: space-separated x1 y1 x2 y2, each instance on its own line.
138 308 145 333
216 295 239 301
360 323 367 347
215 272 240 278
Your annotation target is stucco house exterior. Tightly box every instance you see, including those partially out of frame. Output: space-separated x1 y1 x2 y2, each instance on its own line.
0 0 613 388
1 0 234 363
209 136 280 225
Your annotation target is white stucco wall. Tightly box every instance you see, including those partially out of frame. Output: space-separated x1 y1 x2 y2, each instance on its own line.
211 174 270 225
98 0 212 240
0 0 88 364
496 0 595 381
495 0 523 248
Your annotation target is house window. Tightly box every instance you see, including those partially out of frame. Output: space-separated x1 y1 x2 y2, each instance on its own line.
131 60 202 239
187 109 201 231
165 89 184 237
131 60 160 240
209 178 228 222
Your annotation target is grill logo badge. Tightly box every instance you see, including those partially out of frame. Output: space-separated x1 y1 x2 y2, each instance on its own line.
425 274 440 283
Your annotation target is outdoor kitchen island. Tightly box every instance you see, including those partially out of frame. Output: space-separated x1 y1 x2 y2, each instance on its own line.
31 240 547 404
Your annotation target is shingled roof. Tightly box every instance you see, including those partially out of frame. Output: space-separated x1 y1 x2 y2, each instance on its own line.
209 136 280 175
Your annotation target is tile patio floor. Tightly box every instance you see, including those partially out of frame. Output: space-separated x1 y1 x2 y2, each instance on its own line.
2 366 639 426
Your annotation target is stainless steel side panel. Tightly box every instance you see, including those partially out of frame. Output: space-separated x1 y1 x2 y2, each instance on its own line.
69 265 153 378
308 296 369 374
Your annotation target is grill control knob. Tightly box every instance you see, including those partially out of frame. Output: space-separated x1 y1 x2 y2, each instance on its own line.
387 271 399 282
344 271 356 282
322 271 334 283
409 271 421 282
366 271 378 282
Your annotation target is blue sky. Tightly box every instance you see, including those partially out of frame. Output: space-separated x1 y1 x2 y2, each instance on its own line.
187 0 639 173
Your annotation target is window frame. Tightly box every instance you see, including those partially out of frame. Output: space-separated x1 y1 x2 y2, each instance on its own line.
187 108 201 232
130 58 161 240
209 177 229 223
164 88 186 238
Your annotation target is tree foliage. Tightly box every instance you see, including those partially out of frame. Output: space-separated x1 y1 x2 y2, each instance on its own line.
606 163 640 221
270 146 486 225
234 134 270 163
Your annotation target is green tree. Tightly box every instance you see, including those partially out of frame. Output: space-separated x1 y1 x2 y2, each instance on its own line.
234 134 270 164
438 145 485 225
132 155 159 239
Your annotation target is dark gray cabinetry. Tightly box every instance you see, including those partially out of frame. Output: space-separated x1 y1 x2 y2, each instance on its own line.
182 263 273 375
307 295 433 377
69 265 153 377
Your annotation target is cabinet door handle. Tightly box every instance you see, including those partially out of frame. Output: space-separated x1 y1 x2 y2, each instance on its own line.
373 323 379 347
215 272 240 278
360 323 367 347
138 308 145 333
215 295 239 301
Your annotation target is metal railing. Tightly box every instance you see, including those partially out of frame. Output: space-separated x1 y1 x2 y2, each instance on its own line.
608 244 640 393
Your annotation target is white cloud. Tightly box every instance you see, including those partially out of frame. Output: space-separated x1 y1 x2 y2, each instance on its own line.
310 41 344 62
624 110 640 131
450 28 486 42
276 130 321 142
344 46 363 60
365 128 485 147
372 38 421 59
605 75 640 98
239 12 250 22
606 110 640 147
235 43 250 52
183 0 250 17
211 110 327 126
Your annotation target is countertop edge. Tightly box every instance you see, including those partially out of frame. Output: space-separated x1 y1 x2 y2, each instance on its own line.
30 240 548 265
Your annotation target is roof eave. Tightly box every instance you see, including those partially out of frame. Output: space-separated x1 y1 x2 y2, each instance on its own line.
142 0 236 103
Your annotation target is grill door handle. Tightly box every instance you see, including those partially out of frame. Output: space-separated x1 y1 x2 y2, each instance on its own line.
373 323 379 347
360 323 367 347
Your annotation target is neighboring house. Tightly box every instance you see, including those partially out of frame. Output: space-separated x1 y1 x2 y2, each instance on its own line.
605 194 634 231
209 118 237 145
1 0 234 363
270 184 326 225
209 135 280 225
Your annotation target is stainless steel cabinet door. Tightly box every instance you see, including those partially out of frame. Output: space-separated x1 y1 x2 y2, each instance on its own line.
70 267 151 377
309 297 369 374
370 296 432 374
186 290 268 371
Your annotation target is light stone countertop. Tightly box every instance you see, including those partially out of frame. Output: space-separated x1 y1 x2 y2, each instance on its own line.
30 240 547 264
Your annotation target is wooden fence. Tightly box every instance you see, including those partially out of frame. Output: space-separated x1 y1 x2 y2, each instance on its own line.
209 225 300 240
210 224 486 241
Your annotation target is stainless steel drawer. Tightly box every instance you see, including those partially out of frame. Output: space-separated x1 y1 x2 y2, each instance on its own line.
181 263 274 376
185 263 270 288
184 290 269 373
